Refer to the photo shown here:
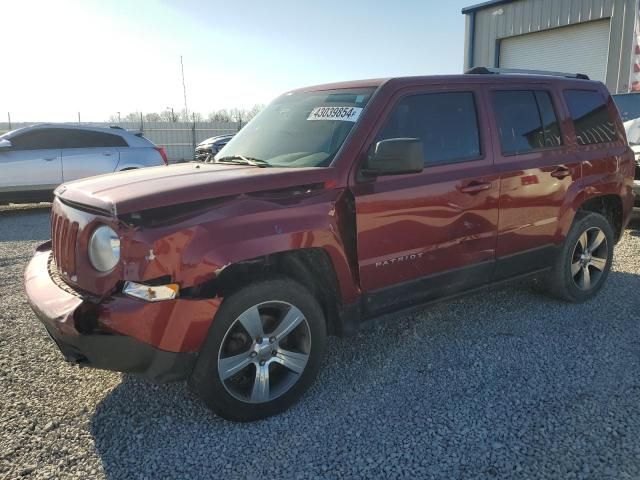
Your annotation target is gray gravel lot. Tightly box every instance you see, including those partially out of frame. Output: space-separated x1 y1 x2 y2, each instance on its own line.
1 207 640 479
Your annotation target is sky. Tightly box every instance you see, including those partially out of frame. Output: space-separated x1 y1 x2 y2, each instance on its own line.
0 0 472 122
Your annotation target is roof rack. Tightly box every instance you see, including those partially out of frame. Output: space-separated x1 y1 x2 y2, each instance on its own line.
465 66 589 80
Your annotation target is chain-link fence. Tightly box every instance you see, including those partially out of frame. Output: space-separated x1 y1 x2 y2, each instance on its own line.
0 121 241 163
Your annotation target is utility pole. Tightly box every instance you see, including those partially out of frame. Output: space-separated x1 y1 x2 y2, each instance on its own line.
7 112 11 130
117 112 121 123
171 107 175 122
191 112 197 158
180 55 189 121
77 112 81 123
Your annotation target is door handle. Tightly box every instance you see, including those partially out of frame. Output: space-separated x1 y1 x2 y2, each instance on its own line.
104 153 114 156
550 166 571 179
458 181 492 194
43 157 56 161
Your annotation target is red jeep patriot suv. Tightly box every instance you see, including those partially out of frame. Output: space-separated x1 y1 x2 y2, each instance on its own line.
25 68 634 421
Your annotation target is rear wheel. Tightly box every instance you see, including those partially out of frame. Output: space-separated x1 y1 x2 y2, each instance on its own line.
190 278 326 421
548 212 614 302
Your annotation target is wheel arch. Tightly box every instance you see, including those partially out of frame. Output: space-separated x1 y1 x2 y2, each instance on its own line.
198 248 345 336
577 194 623 242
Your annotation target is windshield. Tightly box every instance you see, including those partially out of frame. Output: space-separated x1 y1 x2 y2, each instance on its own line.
613 94 640 122
215 87 376 168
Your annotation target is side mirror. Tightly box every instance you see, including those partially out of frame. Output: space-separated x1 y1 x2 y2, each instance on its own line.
363 138 424 176
0 139 12 149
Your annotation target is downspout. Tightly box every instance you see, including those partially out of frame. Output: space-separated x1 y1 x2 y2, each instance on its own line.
468 11 476 69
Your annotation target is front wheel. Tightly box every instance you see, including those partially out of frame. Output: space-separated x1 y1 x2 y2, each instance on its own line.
190 278 327 421
548 212 614 303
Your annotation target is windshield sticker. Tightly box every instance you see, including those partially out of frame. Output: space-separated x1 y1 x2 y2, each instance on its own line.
307 106 363 122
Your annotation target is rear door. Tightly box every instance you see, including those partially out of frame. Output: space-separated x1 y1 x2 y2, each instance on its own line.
0 129 63 195
488 84 581 279
61 130 124 182
351 84 500 316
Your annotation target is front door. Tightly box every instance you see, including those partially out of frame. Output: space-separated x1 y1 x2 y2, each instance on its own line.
0 128 64 201
350 86 499 316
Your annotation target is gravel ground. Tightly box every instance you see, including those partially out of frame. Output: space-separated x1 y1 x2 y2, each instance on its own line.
1 207 640 479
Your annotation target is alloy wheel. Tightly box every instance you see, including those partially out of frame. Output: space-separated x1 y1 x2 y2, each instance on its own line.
217 301 311 404
570 226 609 291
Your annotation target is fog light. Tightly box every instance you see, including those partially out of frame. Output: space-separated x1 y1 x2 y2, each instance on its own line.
123 282 179 302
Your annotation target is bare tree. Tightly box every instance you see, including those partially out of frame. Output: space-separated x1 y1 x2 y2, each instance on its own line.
110 105 265 124
144 112 162 122
123 112 142 122
177 109 203 122
207 109 231 122
159 108 177 122
246 104 265 121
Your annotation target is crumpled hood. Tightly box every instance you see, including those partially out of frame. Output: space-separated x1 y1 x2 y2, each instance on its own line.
55 162 336 216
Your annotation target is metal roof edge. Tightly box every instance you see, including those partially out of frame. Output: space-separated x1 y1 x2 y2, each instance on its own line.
462 0 515 14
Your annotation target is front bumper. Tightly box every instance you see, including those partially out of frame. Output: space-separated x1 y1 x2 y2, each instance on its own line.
24 243 219 383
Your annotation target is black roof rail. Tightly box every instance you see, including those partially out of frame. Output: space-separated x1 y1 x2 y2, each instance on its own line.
465 66 590 80
109 125 124 130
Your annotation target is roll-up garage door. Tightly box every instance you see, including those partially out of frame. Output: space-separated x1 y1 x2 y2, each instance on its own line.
499 20 610 82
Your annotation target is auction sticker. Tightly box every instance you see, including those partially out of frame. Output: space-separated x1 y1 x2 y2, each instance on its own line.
307 106 363 122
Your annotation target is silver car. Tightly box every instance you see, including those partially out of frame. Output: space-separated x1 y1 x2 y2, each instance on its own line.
0 124 167 204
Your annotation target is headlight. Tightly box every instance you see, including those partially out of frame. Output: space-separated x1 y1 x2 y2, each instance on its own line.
88 225 120 272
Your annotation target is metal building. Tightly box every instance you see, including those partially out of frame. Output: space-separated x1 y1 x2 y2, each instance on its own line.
462 0 639 93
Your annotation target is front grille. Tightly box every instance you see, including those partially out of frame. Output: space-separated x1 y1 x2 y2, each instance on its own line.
48 253 101 301
51 210 79 280
195 147 213 161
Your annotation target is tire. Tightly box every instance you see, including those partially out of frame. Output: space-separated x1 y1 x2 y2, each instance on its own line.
548 212 614 303
189 277 327 422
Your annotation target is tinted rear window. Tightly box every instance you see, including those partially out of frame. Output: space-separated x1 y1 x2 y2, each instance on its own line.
535 91 562 148
564 89 617 145
60 130 128 148
492 90 562 155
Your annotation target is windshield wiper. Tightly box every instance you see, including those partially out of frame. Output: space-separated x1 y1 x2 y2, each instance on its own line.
215 155 271 168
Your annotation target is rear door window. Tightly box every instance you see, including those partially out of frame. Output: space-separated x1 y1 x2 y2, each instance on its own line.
61 130 128 148
492 90 562 155
535 91 562 148
376 91 481 166
564 89 617 145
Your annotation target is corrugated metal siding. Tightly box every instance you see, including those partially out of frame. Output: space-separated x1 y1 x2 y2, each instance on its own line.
463 0 637 93
500 19 611 81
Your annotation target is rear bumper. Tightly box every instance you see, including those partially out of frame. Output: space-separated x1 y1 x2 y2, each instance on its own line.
24 244 219 383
